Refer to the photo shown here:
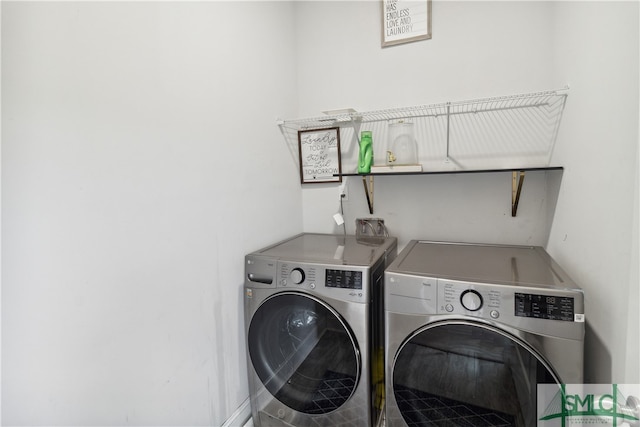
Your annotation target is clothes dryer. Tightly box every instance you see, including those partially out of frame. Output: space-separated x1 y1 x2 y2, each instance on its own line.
384 241 584 427
244 233 397 427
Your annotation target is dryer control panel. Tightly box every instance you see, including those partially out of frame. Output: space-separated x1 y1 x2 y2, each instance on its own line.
514 292 575 321
437 280 502 319
434 279 583 324
385 272 584 337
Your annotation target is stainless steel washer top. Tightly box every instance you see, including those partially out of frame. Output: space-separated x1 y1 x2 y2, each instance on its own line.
250 232 396 266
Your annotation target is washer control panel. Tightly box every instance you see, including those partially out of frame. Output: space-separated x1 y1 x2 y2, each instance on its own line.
277 262 368 302
279 263 319 289
325 269 363 290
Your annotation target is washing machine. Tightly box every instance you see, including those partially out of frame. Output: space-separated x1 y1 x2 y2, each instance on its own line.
384 241 584 427
244 233 397 427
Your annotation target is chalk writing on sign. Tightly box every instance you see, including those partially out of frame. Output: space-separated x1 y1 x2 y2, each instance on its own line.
298 127 342 184
382 0 431 47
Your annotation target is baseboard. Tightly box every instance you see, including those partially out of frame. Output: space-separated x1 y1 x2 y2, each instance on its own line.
221 397 252 427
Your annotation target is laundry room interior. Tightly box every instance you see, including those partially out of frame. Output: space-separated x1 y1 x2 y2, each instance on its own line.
2 1 638 426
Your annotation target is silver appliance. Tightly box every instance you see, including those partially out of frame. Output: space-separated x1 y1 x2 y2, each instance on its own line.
244 233 397 427
384 241 584 427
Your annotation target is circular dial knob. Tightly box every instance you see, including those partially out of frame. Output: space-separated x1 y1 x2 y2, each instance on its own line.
290 268 305 285
460 290 483 311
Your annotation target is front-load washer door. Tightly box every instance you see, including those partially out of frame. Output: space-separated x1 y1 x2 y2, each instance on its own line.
248 292 360 415
391 321 559 427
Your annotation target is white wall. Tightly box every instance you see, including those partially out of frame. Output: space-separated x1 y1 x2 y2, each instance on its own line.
296 1 639 383
628 146 640 383
546 1 639 383
295 1 561 249
1 2 301 426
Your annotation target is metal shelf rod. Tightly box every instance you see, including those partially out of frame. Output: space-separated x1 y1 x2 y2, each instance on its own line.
337 166 563 178
338 167 563 216
279 89 566 129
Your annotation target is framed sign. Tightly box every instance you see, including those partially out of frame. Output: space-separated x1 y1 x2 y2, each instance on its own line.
297 127 342 184
382 0 432 47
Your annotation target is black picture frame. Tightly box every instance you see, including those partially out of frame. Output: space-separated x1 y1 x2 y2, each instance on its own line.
297 127 342 184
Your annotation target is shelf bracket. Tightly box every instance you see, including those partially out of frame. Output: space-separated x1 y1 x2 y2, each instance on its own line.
511 171 525 217
362 175 374 214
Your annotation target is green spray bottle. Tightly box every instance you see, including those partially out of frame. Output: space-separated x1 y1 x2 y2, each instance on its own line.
358 131 373 174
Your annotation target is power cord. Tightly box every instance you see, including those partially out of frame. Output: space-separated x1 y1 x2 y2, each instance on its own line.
340 193 347 235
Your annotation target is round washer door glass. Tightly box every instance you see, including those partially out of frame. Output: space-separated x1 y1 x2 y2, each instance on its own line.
248 292 360 415
393 322 558 427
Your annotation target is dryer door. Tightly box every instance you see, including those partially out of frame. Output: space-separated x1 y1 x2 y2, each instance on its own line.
248 292 360 415
391 321 559 427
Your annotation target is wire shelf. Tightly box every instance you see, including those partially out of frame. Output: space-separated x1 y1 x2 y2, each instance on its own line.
278 88 568 173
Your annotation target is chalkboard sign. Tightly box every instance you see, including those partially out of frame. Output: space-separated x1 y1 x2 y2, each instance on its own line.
382 0 431 47
297 127 342 184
